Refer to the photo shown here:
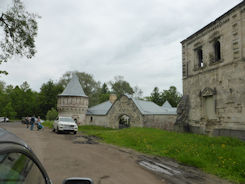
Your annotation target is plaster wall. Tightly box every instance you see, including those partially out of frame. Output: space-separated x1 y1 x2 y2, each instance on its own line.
57 96 88 125
144 114 177 130
85 115 110 127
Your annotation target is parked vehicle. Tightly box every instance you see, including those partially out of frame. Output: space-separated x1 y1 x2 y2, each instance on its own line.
0 117 9 122
53 116 78 134
0 127 93 184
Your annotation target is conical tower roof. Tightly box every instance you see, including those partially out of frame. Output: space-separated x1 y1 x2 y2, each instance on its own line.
59 74 87 97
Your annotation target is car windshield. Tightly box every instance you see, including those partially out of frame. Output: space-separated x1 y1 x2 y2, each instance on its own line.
59 117 74 122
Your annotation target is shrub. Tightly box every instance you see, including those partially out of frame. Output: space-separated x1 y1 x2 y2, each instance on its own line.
46 108 58 120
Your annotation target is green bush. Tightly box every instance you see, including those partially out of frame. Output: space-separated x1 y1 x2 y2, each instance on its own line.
42 121 54 129
46 108 58 120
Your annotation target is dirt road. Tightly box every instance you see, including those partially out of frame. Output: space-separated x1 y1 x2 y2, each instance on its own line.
1 122 233 184
1 122 164 184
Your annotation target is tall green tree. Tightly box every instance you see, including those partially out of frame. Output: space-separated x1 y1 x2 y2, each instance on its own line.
98 83 110 103
7 82 38 118
161 86 182 107
109 76 134 97
147 86 182 107
149 87 162 106
0 0 40 74
2 102 16 119
38 80 64 118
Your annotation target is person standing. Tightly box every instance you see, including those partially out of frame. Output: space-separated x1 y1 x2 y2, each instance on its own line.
36 116 42 130
30 115 35 131
25 117 30 128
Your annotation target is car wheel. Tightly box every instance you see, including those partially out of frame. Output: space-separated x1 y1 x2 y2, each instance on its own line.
74 131 77 135
56 127 60 134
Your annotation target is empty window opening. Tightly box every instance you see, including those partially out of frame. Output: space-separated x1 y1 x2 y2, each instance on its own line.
90 116 93 122
197 48 203 68
214 41 221 61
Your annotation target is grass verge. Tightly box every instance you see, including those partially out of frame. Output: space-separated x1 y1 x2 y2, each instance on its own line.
42 121 54 129
79 126 245 184
44 122 245 183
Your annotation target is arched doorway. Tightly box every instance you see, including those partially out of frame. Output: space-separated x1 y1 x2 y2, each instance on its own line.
119 114 130 129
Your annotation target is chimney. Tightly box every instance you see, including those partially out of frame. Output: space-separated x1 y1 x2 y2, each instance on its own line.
109 94 117 104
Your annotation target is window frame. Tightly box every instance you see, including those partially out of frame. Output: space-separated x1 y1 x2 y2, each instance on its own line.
0 143 51 184
194 46 204 69
214 40 221 62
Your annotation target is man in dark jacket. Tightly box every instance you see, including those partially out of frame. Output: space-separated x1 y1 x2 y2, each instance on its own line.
30 115 35 130
25 117 30 128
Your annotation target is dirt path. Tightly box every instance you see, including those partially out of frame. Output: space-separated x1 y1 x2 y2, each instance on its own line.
1 122 232 184
1 122 164 184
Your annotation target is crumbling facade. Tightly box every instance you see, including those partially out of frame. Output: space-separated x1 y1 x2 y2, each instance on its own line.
181 1 245 140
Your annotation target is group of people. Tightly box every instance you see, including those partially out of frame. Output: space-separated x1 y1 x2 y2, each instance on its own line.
25 116 43 131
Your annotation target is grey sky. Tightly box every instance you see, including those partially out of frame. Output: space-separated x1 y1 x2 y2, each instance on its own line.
0 0 242 96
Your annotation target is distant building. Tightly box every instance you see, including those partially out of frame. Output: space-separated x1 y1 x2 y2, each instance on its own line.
57 74 88 124
86 94 177 130
57 75 177 129
181 1 245 139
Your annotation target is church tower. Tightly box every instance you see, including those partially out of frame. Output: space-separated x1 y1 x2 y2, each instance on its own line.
57 74 88 125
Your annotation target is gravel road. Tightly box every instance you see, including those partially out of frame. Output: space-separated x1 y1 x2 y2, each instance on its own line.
0 122 164 184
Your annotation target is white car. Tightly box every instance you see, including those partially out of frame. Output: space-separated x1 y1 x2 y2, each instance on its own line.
53 116 78 134
0 117 9 122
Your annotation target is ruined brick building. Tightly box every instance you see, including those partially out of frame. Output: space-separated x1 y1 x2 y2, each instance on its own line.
180 1 245 140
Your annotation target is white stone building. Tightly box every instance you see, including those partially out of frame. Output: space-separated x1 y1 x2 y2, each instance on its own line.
57 74 88 125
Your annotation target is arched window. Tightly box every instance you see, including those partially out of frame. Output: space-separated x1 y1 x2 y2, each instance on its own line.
214 41 221 61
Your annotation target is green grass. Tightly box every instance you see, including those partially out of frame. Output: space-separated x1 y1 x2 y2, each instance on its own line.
42 121 54 129
43 122 245 183
78 126 245 184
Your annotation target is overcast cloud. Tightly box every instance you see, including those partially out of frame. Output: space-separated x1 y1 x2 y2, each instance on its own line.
0 0 242 96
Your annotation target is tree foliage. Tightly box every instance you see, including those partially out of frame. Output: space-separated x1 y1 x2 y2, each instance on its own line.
148 86 182 107
46 108 58 121
98 83 110 104
0 71 180 120
0 0 39 74
58 71 101 107
109 76 134 97
38 80 64 118
161 86 182 107
2 102 16 118
149 87 162 105
0 81 39 118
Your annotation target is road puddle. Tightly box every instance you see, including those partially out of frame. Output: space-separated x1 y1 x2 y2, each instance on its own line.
139 161 181 176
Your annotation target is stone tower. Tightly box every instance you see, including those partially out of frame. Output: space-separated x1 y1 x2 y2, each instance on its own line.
57 74 88 125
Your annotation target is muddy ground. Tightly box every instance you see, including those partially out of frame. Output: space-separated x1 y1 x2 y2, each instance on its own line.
0 122 232 184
